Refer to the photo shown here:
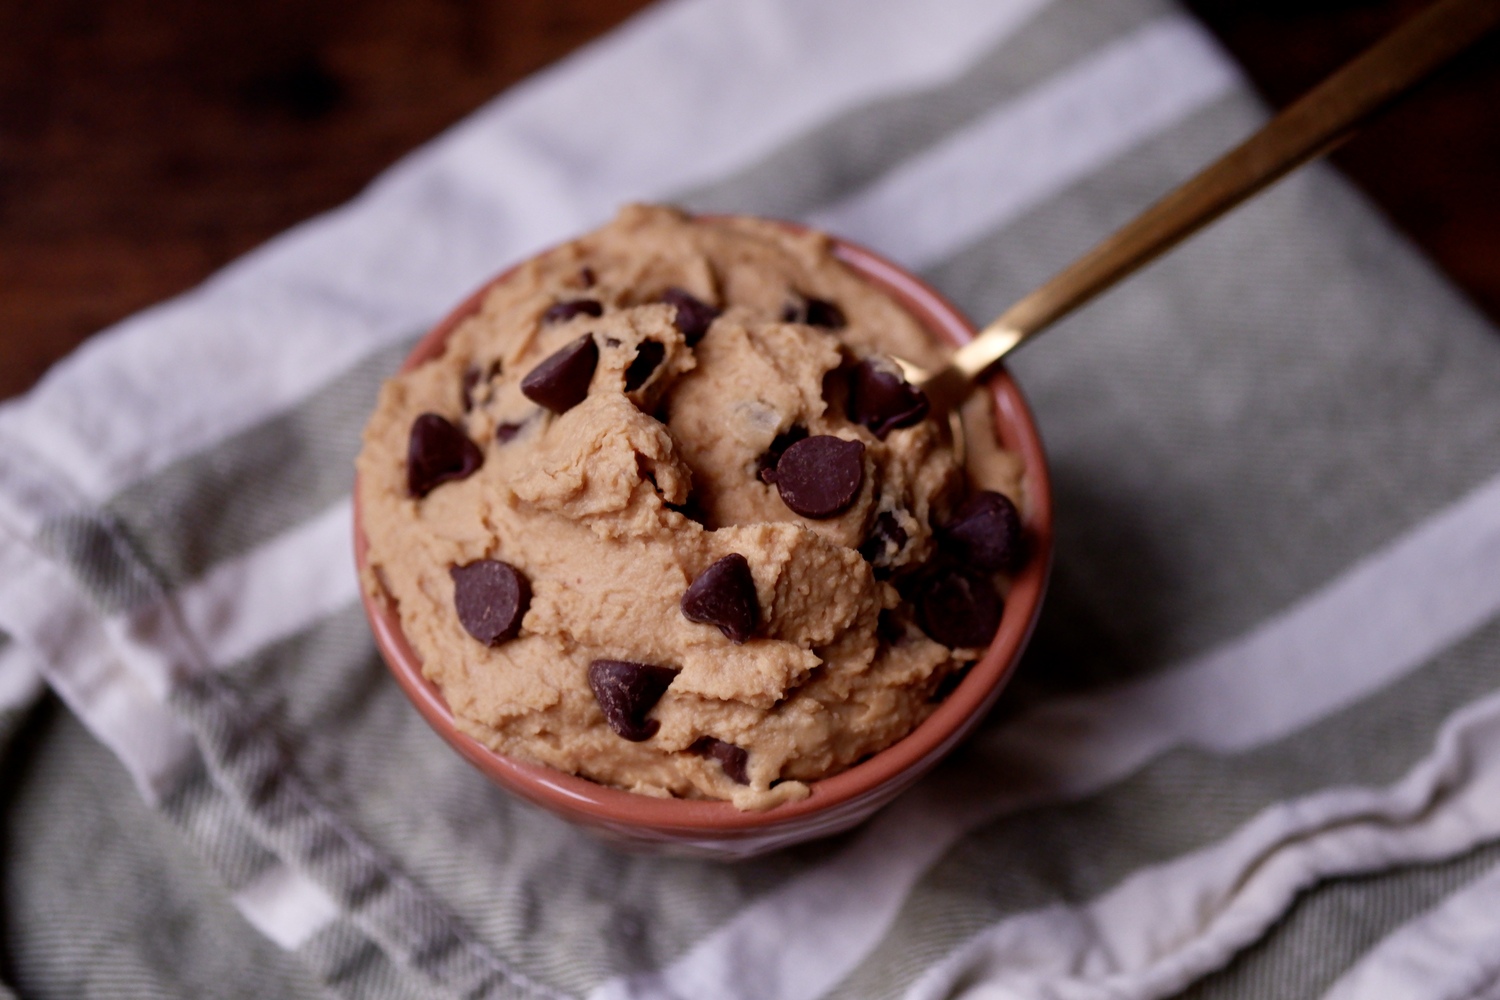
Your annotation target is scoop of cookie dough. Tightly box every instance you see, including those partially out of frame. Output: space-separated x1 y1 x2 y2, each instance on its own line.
356 204 1025 810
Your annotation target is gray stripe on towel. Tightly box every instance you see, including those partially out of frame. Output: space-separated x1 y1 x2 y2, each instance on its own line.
678 0 1173 221
920 91 1500 696
825 612 1500 1000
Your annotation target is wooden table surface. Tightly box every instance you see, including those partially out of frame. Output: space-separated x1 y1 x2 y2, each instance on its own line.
3 0 1497 402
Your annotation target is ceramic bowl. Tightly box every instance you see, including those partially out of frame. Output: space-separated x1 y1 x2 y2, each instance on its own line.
353 223 1053 859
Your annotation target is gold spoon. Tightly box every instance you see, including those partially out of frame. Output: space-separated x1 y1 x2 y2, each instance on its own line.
903 0 1500 418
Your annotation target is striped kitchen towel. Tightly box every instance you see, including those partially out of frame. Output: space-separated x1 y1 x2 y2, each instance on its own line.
4 0 1500 997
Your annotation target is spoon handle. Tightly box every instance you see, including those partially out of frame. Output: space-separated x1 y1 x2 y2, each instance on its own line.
932 0 1500 395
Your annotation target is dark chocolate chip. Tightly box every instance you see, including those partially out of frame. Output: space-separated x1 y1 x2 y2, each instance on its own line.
782 295 846 329
660 287 720 346
407 413 484 498
588 659 679 742
542 298 603 324
579 267 596 288
755 425 809 482
495 420 526 443
805 298 846 328
941 491 1024 572
450 560 530 645
521 335 599 413
681 553 758 643
913 564 1003 648
848 358 930 439
690 736 749 784
624 340 666 391
858 511 909 565
762 435 864 519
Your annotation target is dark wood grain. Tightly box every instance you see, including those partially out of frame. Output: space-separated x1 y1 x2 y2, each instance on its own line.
1183 0 1500 321
2 1 1497 401
0 0 654 400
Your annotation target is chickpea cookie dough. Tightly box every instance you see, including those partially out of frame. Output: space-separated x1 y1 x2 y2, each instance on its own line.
357 205 1027 810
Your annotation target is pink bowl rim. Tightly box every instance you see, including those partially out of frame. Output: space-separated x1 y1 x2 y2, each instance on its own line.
353 218 1053 835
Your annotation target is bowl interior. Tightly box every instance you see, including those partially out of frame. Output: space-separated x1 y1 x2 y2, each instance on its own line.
353 228 1054 838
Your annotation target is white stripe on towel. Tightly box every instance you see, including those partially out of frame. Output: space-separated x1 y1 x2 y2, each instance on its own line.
1320 863 1500 1000
808 16 1239 269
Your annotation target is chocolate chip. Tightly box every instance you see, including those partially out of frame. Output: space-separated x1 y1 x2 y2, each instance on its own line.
690 736 749 784
913 564 1003 648
681 553 758 643
495 420 526 443
407 413 484 498
624 340 666 391
941 491 1024 572
660 287 720 346
848 358 930 438
806 299 846 328
588 659 679 742
542 298 603 324
782 295 846 329
521 335 599 413
755 425 808 481
858 511 909 566
762 435 864 519
579 267 596 288
450 560 530 645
